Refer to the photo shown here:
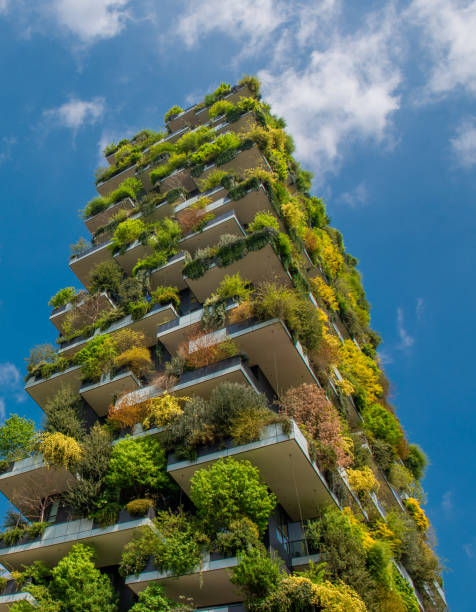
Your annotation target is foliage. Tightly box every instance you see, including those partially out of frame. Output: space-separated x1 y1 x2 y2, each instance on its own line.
114 346 152 377
310 276 339 311
43 385 86 440
142 393 187 429
120 526 157 577
178 331 238 369
104 437 172 499
125 498 154 517
280 384 352 468
248 211 279 233
214 272 251 302
70 237 90 258
76 335 117 380
190 457 276 536
392 566 419 612
231 546 282 601
38 432 83 470
0 414 35 462
347 466 379 495
88 260 124 296
253 282 323 351
165 105 184 122
150 285 180 309
362 403 402 448
214 517 260 557
404 498 429 532
153 509 208 575
130 584 192 612
337 341 383 406
49 287 77 309
404 444 427 481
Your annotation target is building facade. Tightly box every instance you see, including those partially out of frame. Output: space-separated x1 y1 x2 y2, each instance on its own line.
0 77 446 611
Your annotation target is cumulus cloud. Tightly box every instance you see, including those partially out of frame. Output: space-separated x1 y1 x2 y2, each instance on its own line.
451 117 476 167
259 12 401 173
0 362 20 387
175 0 288 49
397 307 414 349
50 0 130 42
43 97 105 131
339 182 368 207
408 0 476 97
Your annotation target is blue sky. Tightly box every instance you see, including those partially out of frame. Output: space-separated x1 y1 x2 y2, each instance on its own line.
0 0 474 607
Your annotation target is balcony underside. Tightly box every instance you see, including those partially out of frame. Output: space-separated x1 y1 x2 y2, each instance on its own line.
0 457 74 519
25 365 82 410
0 592 38 610
168 421 339 521
69 243 114 287
0 517 153 570
96 165 136 197
185 244 291 302
126 557 241 608
80 370 141 417
199 146 267 187
179 212 245 258
84 197 136 234
149 252 188 291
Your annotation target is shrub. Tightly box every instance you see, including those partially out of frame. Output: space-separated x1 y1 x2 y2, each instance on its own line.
178 331 238 369
150 285 180 309
279 384 352 468
126 498 154 517
2 527 25 546
76 335 117 380
130 584 192 612
104 437 171 499
392 566 420 612
214 273 251 302
127 299 150 321
231 546 282 601
88 260 124 296
347 466 379 496
83 196 109 218
215 517 260 557
114 346 152 377
404 498 429 532
337 340 383 406
404 444 427 481
190 457 276 536
39 432 83 470
44 386 85 440
153 510 208 576
309 276 338 312
142 393 188 429
120 526 157 577
0 414 35 462
248 211 279 233
111 218 146 253
49 287 77 309
25 522 50 539
164 105 184 122
362 403 402 448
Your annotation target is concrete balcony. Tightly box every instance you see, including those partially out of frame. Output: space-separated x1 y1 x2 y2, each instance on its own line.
50 292 114 333
96 164 136 197
0 455 74 518
80 369 141 417
0 513 154 570
69 241 114 287
149 252 188 292
126 554 241 608
0 586 37 610
192 606 245 612
166 83 254 133
227 318 319 394
144 186 222 225
287 539 321 570
57 302 177 359
84 197 137 234
115 357 260 413
198 145 268 189
185 243 292 303
176 183 280 230
25 364 82 410
168 420 340 521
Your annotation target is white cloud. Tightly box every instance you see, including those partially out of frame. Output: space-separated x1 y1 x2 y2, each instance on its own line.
451 117 476 167
416 297 425 319
441 490 453 513
50 0 130 42
0 399 5 422
339 182 368 207
259 11 401 173
0 363 20 387
408 0 476 97
397 307 414 349
43 97 105 131
0 136 15 165
0 0 8 14
175 0 288 49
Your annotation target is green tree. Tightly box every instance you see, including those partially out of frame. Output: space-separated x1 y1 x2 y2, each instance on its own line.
404 444 427 481
105 437 172 500
43 385 85 440
130 584 192 611
50 544 117 611
189 458 276 536
0 414 35 462
362 403 402 448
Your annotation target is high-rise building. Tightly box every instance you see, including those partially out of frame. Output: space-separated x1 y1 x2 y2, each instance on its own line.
0 77 446 611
